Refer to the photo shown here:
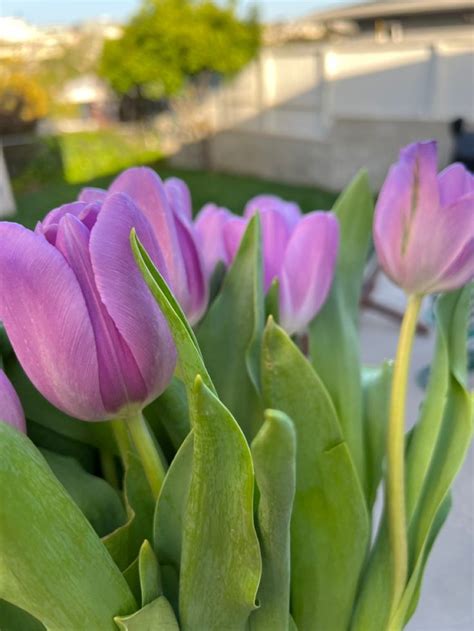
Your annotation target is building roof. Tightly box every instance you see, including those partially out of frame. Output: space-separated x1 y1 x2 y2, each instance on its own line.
307 0 474 22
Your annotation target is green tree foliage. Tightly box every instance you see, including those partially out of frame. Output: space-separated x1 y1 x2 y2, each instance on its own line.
99 0 261 98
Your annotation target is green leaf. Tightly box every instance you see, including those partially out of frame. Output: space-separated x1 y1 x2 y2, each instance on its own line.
130 229 214 398
139 540 161 607
5 357 115 453
197 215 265 440
154 433 193 610
352 286 473 631
145 378 190 452
103 452 155 571
250 409 296 631
41 448 126 537
115 596 179 631
265 278 280 323
309 171 374 494
0 424 136 630
262 319 369 631
179 376 261 630
0 600 44 631
362 362 392 508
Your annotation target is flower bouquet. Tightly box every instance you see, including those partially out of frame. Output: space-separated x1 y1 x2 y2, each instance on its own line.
0 141 472 631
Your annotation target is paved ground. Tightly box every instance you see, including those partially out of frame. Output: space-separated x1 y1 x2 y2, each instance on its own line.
359 276 473 631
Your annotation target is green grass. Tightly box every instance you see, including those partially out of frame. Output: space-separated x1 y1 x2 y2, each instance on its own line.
11 129 338 227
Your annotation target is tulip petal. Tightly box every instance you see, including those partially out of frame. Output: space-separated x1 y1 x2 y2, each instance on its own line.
260 209 292 292
223 217 247 263
280 212 339 334
90 193 177 404
438 163 474 207
0 222 105 420
78 187 107 203
195 204 233 277
164 177 193 222
0 369 26 432
244 195 301 229
173 213 208 325
109 167 187 297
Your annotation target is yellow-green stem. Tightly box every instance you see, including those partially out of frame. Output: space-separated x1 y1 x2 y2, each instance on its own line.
386 293 422 621
126 411 166 501
111 418 131 462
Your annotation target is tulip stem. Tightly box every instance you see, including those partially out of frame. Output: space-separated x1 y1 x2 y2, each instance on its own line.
126 411 166 501
111 419 131 462
386 293 422 620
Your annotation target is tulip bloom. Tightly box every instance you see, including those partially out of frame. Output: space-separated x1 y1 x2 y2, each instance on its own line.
374 141 474 295
224 196 339 335
195 203 234 278
80 168 208 325
0 369 26 432
0 194 176 421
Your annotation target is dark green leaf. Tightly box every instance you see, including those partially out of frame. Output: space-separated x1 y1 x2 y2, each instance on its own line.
250 409 296 631
0 600 44 631
0 424 136 630
139 540 161 607
262 319 369 631
145 378 190 452
115 596 179 630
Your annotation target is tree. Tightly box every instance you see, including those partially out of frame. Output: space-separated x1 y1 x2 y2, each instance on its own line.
99 0 260 103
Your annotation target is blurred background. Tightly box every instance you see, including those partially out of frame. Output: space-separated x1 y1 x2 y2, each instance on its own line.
0 2 473 630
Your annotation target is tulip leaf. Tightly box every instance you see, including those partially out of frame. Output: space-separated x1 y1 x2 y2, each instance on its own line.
0 600 44 631
139 540 162 607
5 357 114 453
249 409 296 631
154 433 193 610
197 215 265 440
179 376 261 629
103 451 155 571
262 318 369 631
309 170 374 494
123 558 142 605
352 286 473 631
130 230 214 399
114 596 179 631
362 362 392 509
145 378 190 452
40 448 126 537
0 423 136 630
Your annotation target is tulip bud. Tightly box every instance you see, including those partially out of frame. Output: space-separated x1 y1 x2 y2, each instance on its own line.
195 203 233 278
224 196 339 335
0 194 177 421
374 141 474 295
81 168 208 324
0 369 26 432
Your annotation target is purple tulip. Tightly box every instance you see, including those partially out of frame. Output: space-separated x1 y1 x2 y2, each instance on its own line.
224 198 339 334
80 168 208 324
374 141 474 295
195 203 233 277
0 369 26 432
0 193 176 421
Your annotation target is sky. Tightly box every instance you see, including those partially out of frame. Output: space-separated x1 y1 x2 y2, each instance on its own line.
1 0 362 26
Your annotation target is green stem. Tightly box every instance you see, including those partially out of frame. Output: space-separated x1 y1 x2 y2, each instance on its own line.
126 411 166 501
111 419 131 462
386 293 422 621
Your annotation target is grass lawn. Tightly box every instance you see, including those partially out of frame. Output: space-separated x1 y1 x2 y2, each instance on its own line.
11 129 338 227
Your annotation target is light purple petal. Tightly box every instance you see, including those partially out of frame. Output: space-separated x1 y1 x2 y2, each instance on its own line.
55 213 148 414
280 212 339 334
0 369 26 432
223 217 247 263
78 187 108 204
164 177 193 222
173 214 209 325
37 201 101 244
438 163 474 207
260 209 292 292
0 222 105 420
244 194 301 229
195 203 233 277
109 167 187 300
90 193 176 404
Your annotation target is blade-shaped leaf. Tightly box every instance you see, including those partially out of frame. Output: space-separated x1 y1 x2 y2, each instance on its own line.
145 378 190 452
115 596 179 631
179 376 261 630
309 170 374 494
250 409 296 631
0 424 136 630
0 600 44 631
262 318 369 630
41 448 126 537
197 215 264 440
139 540 161 607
